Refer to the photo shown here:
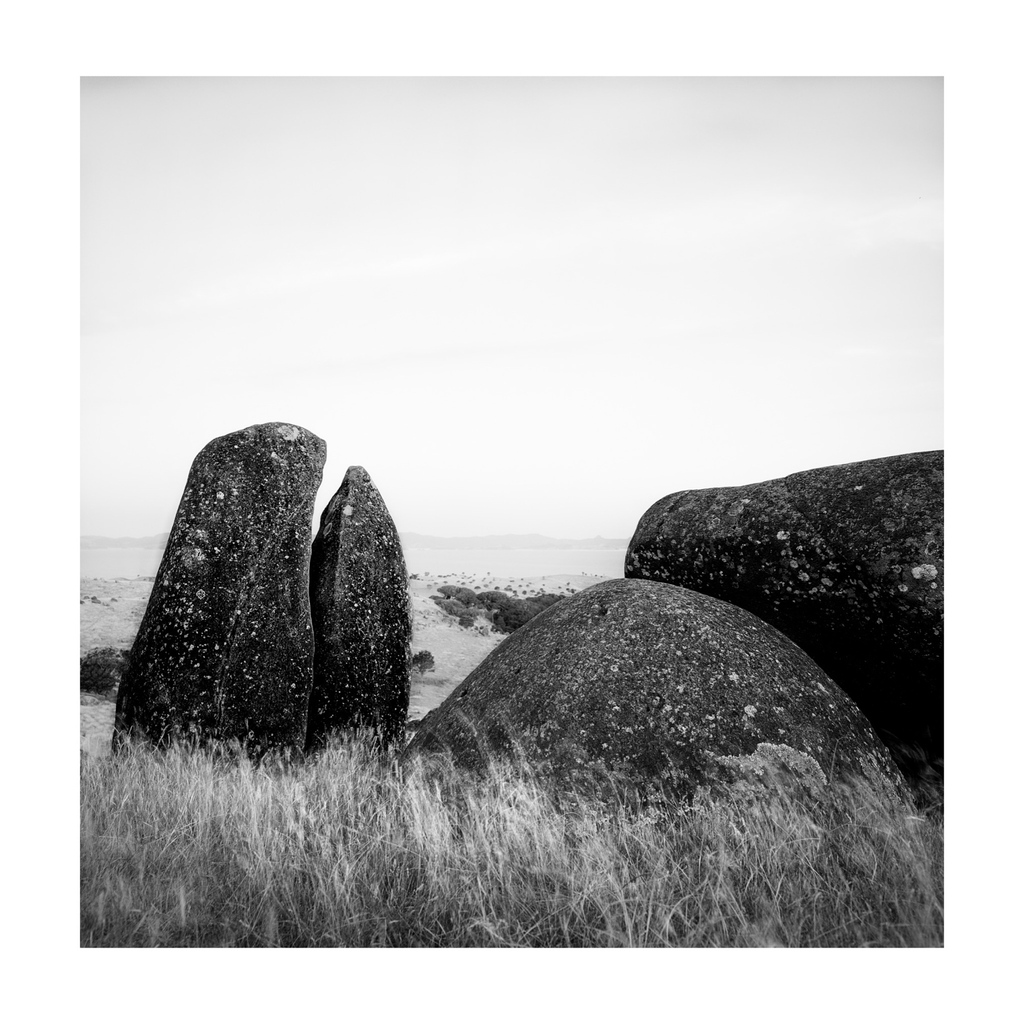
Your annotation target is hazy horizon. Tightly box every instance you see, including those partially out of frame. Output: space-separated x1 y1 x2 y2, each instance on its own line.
80 528 633 543
82 78 942 540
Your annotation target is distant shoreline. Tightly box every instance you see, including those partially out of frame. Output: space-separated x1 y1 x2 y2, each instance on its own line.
82 532 631 552
82 545 628 581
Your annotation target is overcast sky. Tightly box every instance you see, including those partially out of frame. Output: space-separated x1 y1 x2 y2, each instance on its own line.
81 77 942 540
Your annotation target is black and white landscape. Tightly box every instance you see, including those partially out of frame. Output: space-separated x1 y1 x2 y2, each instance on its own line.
81 76 943 950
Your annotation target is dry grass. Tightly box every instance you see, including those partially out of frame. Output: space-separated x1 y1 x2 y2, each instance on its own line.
80 738 943 947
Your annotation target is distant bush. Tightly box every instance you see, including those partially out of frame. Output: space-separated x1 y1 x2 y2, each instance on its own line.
80 647 129 696
474 591 564 634
493 604 534 633
430 596 480 629
476 591 515 612
437 585 480 605
430 590 565 634
411 651 435 675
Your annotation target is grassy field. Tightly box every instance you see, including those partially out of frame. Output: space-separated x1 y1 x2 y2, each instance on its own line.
80 738 943 947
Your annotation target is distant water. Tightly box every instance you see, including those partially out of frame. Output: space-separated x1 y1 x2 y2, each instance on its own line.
81 546 627 580
403 548 626 579
81 548 164 579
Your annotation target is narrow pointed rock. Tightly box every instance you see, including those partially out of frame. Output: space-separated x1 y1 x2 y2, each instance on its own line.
308 466 411 749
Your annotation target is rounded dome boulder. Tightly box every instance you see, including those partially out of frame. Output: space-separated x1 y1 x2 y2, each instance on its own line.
406 578 908 803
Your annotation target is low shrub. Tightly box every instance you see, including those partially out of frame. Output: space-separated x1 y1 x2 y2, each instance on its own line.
475 591 562 634
429 596 480 628
80 647 129 695
436 585 480 605
411 651 435 675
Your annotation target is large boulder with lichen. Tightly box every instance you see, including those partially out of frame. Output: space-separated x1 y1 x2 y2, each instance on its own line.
307 466 411 749
405 578 908 804
625 452 943 772
81 647 129 697
113 422 326 753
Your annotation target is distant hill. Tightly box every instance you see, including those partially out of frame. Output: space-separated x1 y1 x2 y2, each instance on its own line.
80 531 627 551
81 533 170 550
399 533 628 551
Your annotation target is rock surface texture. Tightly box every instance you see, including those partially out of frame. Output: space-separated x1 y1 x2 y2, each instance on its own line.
307 466 411 749
625 452 943 769
406 578 907 803
113 422 326 752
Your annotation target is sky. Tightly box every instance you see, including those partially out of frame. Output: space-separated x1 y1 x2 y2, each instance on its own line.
81 77 942 540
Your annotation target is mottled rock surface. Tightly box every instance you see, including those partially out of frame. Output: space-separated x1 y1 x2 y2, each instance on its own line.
80 647 128 697
307 466 411 749
114 422 326 752
406 578 907 803
625 452 943 767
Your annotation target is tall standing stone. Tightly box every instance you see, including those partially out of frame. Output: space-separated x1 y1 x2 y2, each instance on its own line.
113 422 327 753
308 466 411 749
